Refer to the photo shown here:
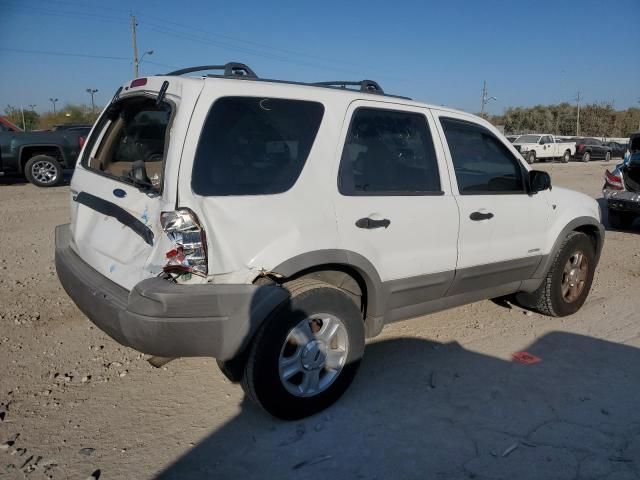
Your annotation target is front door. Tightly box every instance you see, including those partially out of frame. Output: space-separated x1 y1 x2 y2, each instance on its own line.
432 111 550 294
333 101 460 319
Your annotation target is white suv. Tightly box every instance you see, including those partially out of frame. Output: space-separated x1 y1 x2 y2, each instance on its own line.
55 63 604 419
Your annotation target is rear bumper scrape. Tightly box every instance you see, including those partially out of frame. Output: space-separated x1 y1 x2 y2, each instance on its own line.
54 224 289 360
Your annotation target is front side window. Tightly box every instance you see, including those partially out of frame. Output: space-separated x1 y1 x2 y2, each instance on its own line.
440 117 525 195
83 96 172 191
338 108 441 195
192 97 324 196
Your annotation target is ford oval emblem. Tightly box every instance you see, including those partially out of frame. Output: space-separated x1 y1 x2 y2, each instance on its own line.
113 188 127 198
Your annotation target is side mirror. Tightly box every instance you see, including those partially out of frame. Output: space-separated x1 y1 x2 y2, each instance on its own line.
529 170 551 193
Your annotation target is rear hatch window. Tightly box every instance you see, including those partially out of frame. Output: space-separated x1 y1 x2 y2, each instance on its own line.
82 96 172 192
191 97 324 196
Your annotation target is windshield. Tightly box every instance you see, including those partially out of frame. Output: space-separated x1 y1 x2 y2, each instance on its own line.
514 135 541 144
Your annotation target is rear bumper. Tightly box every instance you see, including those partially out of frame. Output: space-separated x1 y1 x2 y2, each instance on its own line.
54 224 289 360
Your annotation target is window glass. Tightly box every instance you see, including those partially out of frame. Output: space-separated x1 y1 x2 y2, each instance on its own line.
514 135 540 144
338 108 441 195
83 97 171 191
440 117 525 194
192 97 324 196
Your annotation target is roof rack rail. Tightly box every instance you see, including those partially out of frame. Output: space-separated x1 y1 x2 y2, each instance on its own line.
165 62 257 78
312 80 384 94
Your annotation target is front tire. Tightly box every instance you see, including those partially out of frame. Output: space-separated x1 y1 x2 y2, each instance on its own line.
515 232 596 317
526 151 536 164
241 279 365 419
605 151 611 162
608 208 635 230
24 155 63 187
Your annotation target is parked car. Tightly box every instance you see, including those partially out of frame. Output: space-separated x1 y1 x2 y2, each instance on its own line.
0 116 21 132
55 63 604 419
575 138 612 162
604 141 628 158
603 133 640 229
0 124 91 186
512 134 576 164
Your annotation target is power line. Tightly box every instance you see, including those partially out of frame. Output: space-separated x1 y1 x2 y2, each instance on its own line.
0 47 129 61
142 23 367 77
0 2 127 24
138 13 357 69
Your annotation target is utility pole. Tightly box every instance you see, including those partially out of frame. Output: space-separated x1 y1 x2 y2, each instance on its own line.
20 105 26 131
86 88 98 113
131 14 139 78
480 80 497 118
49 98 58 114
575 91 582 136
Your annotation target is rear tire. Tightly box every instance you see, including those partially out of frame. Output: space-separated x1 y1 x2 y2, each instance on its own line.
24 155 63 187
582 151 591 162
605 151 611 162
562 150 571 163
608 208 635 230
241 279 365 420
526 151 536 164
514 232 596 317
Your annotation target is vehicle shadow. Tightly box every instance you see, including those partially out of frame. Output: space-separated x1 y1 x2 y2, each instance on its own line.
597 197 639 233
156 330 640 480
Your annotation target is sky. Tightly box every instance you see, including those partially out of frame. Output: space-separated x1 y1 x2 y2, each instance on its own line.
0 0 638 115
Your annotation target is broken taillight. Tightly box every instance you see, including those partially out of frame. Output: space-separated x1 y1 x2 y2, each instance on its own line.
604 170 624 190
160 209 208 276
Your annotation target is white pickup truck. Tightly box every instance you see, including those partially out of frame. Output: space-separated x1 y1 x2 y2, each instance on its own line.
513 134 576 164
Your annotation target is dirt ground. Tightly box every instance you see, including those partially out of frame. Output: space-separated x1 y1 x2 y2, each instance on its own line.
0 160 639 480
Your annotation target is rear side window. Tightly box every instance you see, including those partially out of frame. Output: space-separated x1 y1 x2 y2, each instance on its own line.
192 97 324 196
440 117 525 195
338 108 441 195
83 97 172 192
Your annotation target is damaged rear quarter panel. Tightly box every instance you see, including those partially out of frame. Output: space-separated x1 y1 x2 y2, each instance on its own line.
175 80 348 284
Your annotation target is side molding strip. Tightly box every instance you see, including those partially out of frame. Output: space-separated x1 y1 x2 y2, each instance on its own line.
75 191 154 246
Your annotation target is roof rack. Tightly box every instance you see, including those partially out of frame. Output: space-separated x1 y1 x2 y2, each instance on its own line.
313 80 384 95
165 62 257 78
162 62 408 98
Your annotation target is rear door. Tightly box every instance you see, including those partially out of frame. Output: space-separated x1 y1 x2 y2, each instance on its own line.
333 101 460 318
69 78 202 290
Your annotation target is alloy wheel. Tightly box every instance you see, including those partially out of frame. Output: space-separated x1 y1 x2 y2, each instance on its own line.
561 250 588 303
31 160 58 185
278 314 349 397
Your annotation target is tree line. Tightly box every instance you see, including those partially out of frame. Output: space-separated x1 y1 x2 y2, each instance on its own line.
3 104 100 131
485 103 640 138
5 101 640 138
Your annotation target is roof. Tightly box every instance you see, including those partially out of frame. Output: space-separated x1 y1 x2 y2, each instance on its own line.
152 62 470 118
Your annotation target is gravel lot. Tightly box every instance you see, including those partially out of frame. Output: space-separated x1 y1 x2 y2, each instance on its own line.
0 160 639 480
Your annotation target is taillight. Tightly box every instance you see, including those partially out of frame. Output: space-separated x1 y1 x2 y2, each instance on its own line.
79 136 86 148
604 170 624 190
160 209 208 276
